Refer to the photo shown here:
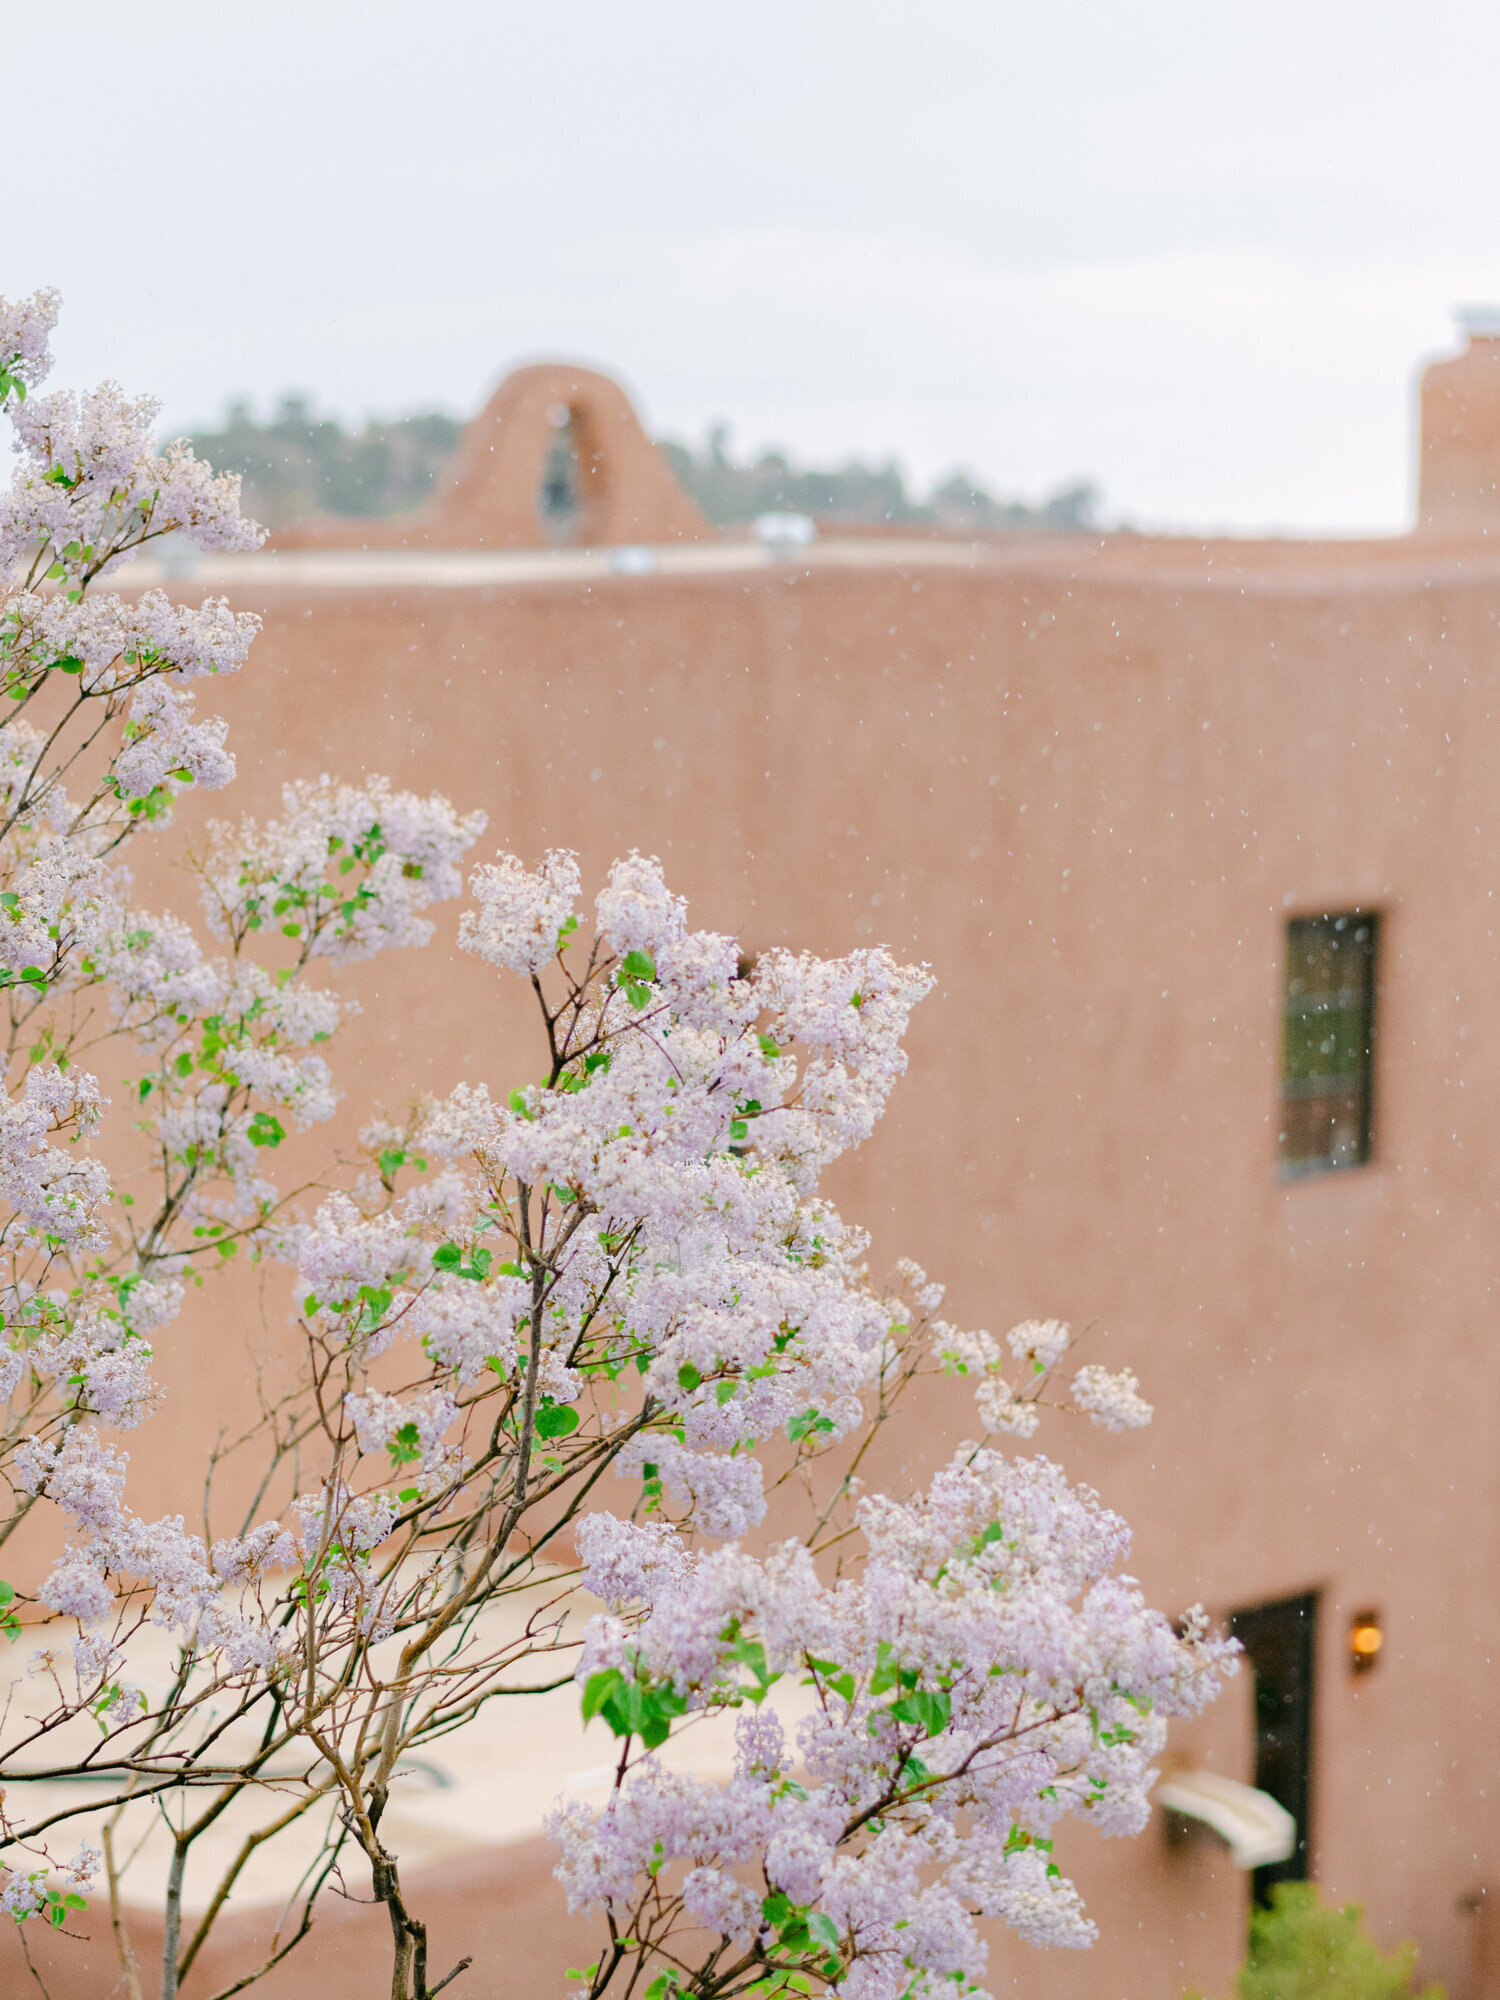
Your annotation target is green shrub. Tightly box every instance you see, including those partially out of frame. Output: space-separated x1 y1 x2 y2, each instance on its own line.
1195 1882 1444 2000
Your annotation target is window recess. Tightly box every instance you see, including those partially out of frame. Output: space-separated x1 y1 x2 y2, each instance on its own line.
1279 913 1377 1178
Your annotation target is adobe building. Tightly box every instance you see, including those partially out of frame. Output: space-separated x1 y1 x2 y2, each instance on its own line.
31 326 1500 2000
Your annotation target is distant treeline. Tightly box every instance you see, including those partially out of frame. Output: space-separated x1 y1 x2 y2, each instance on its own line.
659 427 1096 533
183 399 465 529
183 400 1097 535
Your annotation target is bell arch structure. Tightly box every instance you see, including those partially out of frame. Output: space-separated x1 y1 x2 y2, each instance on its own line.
276 361 707 549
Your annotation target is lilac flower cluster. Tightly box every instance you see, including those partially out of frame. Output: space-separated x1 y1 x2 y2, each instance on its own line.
199 774 487 965
0 295 1232 2000
555 1455 1232 1996
1 365 259 590
931 1300 1156 1442
239 846 1230 1996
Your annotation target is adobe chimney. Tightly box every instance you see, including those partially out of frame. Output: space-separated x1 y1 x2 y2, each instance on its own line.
1418 310 1500 533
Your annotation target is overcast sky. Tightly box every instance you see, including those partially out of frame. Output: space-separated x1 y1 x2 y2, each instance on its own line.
11 0 1500 533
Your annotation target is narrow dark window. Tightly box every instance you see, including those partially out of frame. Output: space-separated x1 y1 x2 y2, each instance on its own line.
1231 1593 1317 1904
1279 913 1377 1176
537 404 583 542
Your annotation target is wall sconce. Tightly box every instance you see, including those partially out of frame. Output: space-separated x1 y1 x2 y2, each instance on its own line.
1349 1609 1383 1674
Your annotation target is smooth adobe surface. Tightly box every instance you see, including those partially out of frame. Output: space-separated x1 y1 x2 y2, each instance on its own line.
62 335 1500 2000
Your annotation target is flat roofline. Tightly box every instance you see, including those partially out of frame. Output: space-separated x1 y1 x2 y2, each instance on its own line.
107 527 1500 601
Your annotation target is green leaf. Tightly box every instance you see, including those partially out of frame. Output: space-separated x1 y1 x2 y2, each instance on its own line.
377 1148 405 1178
870 1642 915 1696
622 948 656 982
434 1240 491 1282
715 1380 738 1405
636 1694 683 1749
247 1111 285 1149
676 1361 702 1392
581 1667 623 1723
356 1284 393 1321
385 1422 422 1467
758 1031 780 1058
535 1400 580 1440
807 1912 840 1953
589 1672 686 1748
787 1407 835 1444
54 655 83 675
729 1638 779 1703
19 965 46 990
889 1689 951 1737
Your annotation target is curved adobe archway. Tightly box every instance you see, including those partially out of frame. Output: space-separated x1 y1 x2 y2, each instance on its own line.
275 362 707 549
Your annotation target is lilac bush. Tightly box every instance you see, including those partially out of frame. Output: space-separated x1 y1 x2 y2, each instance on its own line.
0 290 1233 2000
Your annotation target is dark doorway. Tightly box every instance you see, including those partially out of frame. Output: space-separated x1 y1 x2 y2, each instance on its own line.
1231 1593 1317 1904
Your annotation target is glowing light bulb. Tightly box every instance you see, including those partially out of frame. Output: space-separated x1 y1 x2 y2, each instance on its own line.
1349 1611 1383 1673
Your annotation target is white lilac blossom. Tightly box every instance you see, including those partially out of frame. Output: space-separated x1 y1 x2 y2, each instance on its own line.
198 774 485 964
1070 1363 1154 1431
113 678 235 800
102 909 227 1028
0 841 116 979
576 1514 694 1610
1 369 261 589
0 288 61 391
1007 1316 1072 1373
550 1451 1233 1987
459 845 581 973
404 1271 526 1384
975 1374 1043 1438
4 588 258 693
0 1065 111 1250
